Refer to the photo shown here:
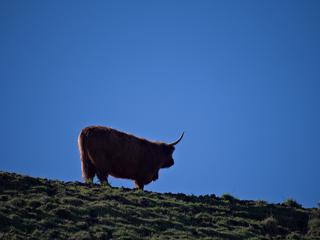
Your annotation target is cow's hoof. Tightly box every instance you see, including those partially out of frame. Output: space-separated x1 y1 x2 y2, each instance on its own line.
85 179 93 185
100 181 111 188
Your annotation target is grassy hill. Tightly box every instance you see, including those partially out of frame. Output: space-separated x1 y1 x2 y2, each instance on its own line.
0 172 319 240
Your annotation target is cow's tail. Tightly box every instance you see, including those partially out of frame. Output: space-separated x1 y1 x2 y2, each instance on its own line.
78 130 95 182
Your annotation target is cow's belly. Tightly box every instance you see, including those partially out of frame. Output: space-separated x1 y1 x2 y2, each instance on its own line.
108 164 137 180
109 171 135 180
109 165 155 184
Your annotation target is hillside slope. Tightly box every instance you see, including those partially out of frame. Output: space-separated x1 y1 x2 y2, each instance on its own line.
0 172 319 240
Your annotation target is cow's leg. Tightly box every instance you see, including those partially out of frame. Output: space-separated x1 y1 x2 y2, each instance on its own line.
134 180 144 190
101 175 111 187
90 151 111 186
81 156 96 184
85 178 93 184
97 172 106 185
97 171 111 187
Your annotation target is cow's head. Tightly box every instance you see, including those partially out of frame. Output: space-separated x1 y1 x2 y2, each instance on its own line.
160 132 184 169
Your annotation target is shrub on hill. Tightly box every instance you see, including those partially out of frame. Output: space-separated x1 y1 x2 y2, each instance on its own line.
261 216 278 235
308 211 320 236
221 193 239 204
282 198 302 208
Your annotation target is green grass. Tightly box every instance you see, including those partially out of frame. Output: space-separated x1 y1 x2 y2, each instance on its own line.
0 171 319 240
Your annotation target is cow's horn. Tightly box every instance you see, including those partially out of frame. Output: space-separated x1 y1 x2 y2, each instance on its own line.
169 132 184 146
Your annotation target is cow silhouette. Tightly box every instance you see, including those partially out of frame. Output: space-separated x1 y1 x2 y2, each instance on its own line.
78 126 184 190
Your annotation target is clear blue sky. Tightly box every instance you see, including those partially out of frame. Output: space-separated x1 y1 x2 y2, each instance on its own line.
0 1 319 207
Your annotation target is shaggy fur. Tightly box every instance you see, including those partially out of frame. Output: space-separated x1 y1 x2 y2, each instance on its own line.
78 126 182 190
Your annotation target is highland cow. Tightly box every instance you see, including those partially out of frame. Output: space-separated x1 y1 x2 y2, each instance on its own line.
78 126 184 190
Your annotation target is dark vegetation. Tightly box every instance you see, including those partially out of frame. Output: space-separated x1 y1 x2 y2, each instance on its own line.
0 171 319 240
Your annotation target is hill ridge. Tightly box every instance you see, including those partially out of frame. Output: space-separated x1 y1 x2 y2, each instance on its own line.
0 171 319 239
